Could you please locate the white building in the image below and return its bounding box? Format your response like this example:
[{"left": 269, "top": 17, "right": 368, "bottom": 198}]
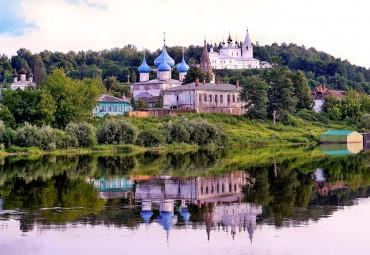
[
  {"left": 10, "top": 68, "right": 36, "bottom": 90},
  {"left": 208, "top": 30, "right": 271, "bottom": 70}
]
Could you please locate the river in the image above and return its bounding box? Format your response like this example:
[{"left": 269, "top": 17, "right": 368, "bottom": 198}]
[{"left": 0, "top": 145, "right": 369, "bottom": 254}]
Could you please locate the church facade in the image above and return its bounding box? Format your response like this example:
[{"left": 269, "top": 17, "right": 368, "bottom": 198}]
[{"left": 208, "top": 30, "right": 271, "bottom": 70}]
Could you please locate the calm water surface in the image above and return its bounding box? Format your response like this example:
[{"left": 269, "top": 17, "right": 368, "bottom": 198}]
[{"left": 0, "top": 146, "right": 369, "bottom": 255}]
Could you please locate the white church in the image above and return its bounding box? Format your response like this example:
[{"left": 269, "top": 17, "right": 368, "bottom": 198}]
[{"left": 208, "top": 30, "right": 271, "bottom": 70}]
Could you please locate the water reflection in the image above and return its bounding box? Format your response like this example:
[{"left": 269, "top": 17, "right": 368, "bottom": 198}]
[{"left": 0, "top": 147, "right": 369, "bottom": 254}]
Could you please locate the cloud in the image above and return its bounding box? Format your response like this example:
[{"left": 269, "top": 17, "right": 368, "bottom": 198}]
[{"left": 0, "top": 0, "right": 37, "bottom": 36}]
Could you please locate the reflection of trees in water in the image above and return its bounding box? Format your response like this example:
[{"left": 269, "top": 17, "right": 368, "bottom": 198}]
[
  {"left": 1, "top": 172, "right": 105, "bottom": 232},
  {"left": 243, "top": 153, "right": 370, "bottom": 228}
]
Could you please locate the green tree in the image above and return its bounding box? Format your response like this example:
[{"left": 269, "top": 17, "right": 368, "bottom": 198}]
[
  {"left": 182, "top": 66, "right": 210, "bottom": 84},
  {"left": 290, "top": 70, "right": 313, "bottom": 110},
  {"left": 240, "top": 75, "right": 269, "bottom": 119},
  {"left": 42, "top": 68, "right": 104, "bottom": 128}
]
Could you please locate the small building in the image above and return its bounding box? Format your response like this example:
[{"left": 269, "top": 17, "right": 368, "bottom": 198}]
[
  {"left": 93, "top": 94, "right": 133, "bottom": 117},
  {"left": 311, "top": 84, "right": 347, "bottom": 112},
  {"left": 320, "top": 130, "right": 363, "bottom": 144},
  {"left": 162, "top": 79, "right": 246, "bottom": 115},
  {"left": 320, "top": 143, "right": 363, "bottom": 155}
]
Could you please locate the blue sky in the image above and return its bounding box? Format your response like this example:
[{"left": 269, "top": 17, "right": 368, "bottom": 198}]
[
  {"left": 0, "top": 0, "right": 37, "bottom": 36},
  {"left": 1, "top": 0, "right": 370, "bottom": 68}
]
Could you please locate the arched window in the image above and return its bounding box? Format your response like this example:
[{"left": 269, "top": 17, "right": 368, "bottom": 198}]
[
  {"left": 232, "top": 95, "right": 235, "bottom": 103},
  {"left": 209, "top": 95, "right": 212, "bottom": 102},
  {"left": 199, "top": 94, "right": 202, "bottom": 103},
  {"left": 109, "top": 106, "right": 112, "bottom": 111},
  {"left": 215, "top": 95, "right": 218, "bottom": 103}
]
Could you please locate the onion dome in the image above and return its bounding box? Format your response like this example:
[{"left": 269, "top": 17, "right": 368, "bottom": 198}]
[
  {"left": 29, "top": 72, "right": 34, "bottom": 77},
  {"left": 157, "top": 53, "right": 171, "bottom": 72},
  {"left": 19, "top": 68, "right": 27, "bottom": 74},
  {"left": 13, "top": 72, "right": 18, "bottom": 77},
  {"left": 140, "top": 210, "right": 153, "bottom": 224},
  {"left": 177, "top": 55, "right": 189, "bottom": 73},
  {"left": 138, "top": 55, "right": 151, "bottom": 73},
  {"left": 154, "top": 43, "right": 175, "bottom": 67}
]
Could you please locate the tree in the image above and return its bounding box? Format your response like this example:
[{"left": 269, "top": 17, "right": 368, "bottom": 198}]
[
  {"left": 42, "top": 68, "right": 104, "bottom": 128},
  {"left": 263, "top": 66, "right": 298, "bottom": 118},
  {"left": 182, "top": 66, "right": 210, "bottom": 84},
  {"left": 240, "top": 75, "right": 269, "bottom": 119},
  {"left": 289, "top": 70, "right": 313, "bottom": 110}
]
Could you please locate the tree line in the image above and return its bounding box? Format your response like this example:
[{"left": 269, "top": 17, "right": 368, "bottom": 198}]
[{"left": 2, "top": 42, "right": 370, "bottom": 93}]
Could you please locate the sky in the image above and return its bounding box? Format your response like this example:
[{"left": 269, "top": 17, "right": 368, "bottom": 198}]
[{"left": 1, "top": 0, "right": 370, "bottom": 68}]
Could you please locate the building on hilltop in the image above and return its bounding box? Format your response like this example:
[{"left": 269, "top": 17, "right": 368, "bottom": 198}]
[
  {"left": 208, "top": 29, "right": 271, "bottom": 70},
  {"left": 162, "top": 78, "right": 246, "bottom": 115},
  {"left": 311, "top": 84, "right": 347, "bottom": 112},
  {"left": 10, "top": 68, "right": 36, "bottom": 90},
  {"left": 131, "top": 38, "right": 189, "bottom": 103},
  {"left": 93, "top": 94, "right": 133, "bottom": 117}
]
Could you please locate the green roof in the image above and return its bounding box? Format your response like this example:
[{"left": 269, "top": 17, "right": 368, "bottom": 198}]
[
  {"left": 321, "top": 130, "right": 359, "bottom": 136},
  {"left": 322, "top": 150, "right": 354, "bottom": 156}
]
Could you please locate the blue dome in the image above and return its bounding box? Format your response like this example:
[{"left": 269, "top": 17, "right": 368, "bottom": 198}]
[
  {"left": 177, "top": 55, "right": 189, "bottom": 73},
  {"left": 157, "top": 211, "right": 176, "bottom": 232},
  {"left": 141, "top": 210, "right": 153, "bottom": 224},
  {"left": 154, "top": 44, "right": 175, "bottom": 67},
  {"left": 138, "top": 56, "right": 151, "bottom": 73},
  {"left": 157, "top": 53, "right": 171, "bottom": 72},
  {"left": 180, "top": 209, "right": 190, "bottom": 224}
]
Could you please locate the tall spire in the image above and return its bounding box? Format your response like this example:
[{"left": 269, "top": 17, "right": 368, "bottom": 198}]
[{"left": 200, "top": 39, "right": 213, "bottom": 74}]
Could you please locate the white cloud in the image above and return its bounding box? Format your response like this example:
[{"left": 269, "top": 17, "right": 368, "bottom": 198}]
[{"left": 0, "top": 0, "right": 370, "bottom": 67}]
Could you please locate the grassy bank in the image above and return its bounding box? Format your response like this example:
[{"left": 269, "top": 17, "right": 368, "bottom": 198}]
[{"left": 0, "top": 112, "right": 352, "bottom": 156}]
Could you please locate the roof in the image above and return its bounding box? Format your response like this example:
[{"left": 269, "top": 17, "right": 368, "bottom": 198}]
[
  {"left": 138, "top": 56, "right": 151, "bottom": 73},
  {"left": 164, "top": 82, "right": 242, "bottom": 92},
  {"left": 177, "top": 55, "right": 189, "bottom": 73},
  {"left": 97, "top": 94, "right": 126, "bottom": 103},
  {"left": 142, "top": 96, "right": 160, "bottom": 103},
  {"left": 19, "top": 68, "right": 27, "bottom": 74},
  {"left": 154, "top": 43, "right": 175, "bottom": 67},
  {"left": 321, "top": 130, "right": 359, "bottom": 136}
]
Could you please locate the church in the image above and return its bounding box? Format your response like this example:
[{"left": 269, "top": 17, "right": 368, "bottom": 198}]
[
  {"left": 130, "top": 39, "right": 188, "bottom": 101},
  {"left": 208, "top": 30, "right": 271, "bottom": 70}
]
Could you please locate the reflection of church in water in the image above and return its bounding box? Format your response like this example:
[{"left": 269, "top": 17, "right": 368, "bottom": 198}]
[{"left": 89, "top": 171, "right": 262, "bottom": 241}]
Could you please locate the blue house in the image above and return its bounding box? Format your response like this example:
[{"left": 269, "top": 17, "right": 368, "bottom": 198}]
[{"left": 93, "top": 94, "right": 133, "bottom": 117}]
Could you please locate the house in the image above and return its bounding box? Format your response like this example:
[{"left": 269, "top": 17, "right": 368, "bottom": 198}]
[
  {"left": 162, "top": 78, "right": 246, "bottom": 115},
  {"left": 93, "top": 94, "right": 133, "bottom": 117},
  {"left": 311, "top": 84, "right": 347, "bottom": 112},
  {"left": 320, "top": 130, "right": 363, "bottom": 144}
]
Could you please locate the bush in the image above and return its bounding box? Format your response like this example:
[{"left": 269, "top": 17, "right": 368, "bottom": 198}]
[
  {"left": 97, "top": 119, "right": 138, "bottom": 145},
  {"left": 16, "top": 123, "right": 77, "bottom": 150},
  {"left": 136, "top": 129, "right": 167, "bottom": 147},
  {"left": 282, "top": 114, "right": 304, "bottom": 127},
  {"left": 0, "top": 120, "right": 16, "bottom": 147},
  {"left": 66, "top": 122, "right": 97, "bottom": 147},
  {"left": 359, "top": 114, "right": 370, "bottom": 131}
]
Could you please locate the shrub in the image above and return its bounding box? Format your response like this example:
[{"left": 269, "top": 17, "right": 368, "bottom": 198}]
[
  {"left": 97, "top": 119, "right": 138, "bottom": 144},
  {"left": 282, "top": 114, "right": 304, "bottom": 127},
  {"left": 66, "top": 122, "right": 97, "bottom": 147},
  {"left": 16, "top": 123, "right": 77, "bottom": 150},
  {"left": 359, "top": 114, "right": 370, "bottom": 131},
  {"left": 136, "top": 128, "right": 167, "bottom": 147},
  {"left": 0, "top": 120, "right": 16, "bottom": 147}
]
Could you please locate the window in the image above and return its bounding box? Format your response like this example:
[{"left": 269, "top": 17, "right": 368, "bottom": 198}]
[
  {"left": 109, "top": 106, "right": 112, "bottom": 111},
  {"left": 201, "top": 186, "right": 203, "bottom": 194},
  {"left": 114, "top": 106, "right": 117, "bottom": 111},
  {"left": 215, "top": 95, "right": 218, "bottom": 103},
  {"left": 227, "top": 95, "right": 231, "bottom": 103},
  {"left": 232, "top": 95, "right": 235, "bottom": 103},
  {"left": 199, "top": 94, "right": 202, "bottom": 103},
  {"left": 206, "top": 187, "right": 209, "bottom": 194},
  {"left": 119, "top": 106, "right": 123, "bottom": 112},
  {"left": 234, "top": 184, "right": 237, "bottom": 192},
  {"left": 229, "top": 184, "right": 232, "bottom": 192},
  {"left": 220, "top": 95, "right": 223, "bottom": 103},
  {"left": 209, "top": 95, "right": 212, "bottom": 102},
  {"left": 102, "top": 106, "right": 106, "bottom": 112},
  {"left": 204, "top": 94, "right": 207, "bottom": 102},
  {"left": 222, "top": 184, "right": 225, "bottom": 192}
]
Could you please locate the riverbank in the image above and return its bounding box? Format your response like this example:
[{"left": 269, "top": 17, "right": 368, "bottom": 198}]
[{"left": 0, "top": 112, "right": 352, "bottom": 156}]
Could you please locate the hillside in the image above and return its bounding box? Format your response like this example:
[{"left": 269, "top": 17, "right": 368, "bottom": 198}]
[{"left": 1, "top": 43, "right": 369, "bottom": 93}]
